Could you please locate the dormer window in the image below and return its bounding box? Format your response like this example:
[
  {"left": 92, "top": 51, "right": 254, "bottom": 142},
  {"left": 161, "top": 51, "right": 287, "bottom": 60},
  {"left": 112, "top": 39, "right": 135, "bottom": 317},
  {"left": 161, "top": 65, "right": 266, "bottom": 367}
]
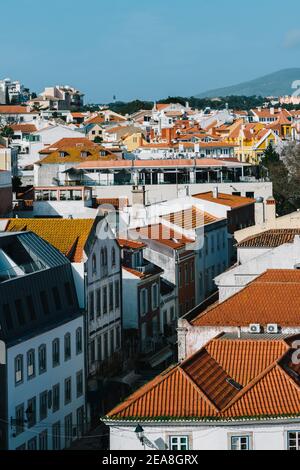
[
  {"left": 81, "top": 151, "right": 88, "bottom": 158},
  {"left": 60, "top": 151, "right": 66, "bottom": 158}
]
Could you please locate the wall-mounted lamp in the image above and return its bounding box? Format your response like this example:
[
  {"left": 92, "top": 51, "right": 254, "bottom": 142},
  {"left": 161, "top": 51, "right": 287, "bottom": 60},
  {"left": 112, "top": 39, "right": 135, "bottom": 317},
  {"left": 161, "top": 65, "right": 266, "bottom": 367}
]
[{"left": 135, "top": 424, "right": 145, "bottom": 446}]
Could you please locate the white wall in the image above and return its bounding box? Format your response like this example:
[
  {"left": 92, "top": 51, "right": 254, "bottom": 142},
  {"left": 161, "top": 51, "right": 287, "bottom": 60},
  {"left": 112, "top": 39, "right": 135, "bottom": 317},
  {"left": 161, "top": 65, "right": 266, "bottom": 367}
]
[
  {"left": 7, "top": 315, "right": 85, "bottom": 450},
  {"left": 108, "top": 421, "right": 300, "bottom": 450}
]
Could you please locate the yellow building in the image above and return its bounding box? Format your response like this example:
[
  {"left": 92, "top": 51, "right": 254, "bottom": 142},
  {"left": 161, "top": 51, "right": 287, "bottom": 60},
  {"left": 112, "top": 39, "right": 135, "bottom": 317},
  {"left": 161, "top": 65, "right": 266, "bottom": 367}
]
[{"left": 122, "top": 132, "right": 148, "bottom": 152}]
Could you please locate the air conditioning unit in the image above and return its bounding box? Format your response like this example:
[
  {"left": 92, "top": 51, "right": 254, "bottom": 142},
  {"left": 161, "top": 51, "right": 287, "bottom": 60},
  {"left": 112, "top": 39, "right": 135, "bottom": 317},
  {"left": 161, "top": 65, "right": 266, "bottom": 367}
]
[
  {"left": 249, "top": 324, "right": 261, "bottom": 334},
  {"left": 267, "top": 324, "right": 279, "bottom": 334}
]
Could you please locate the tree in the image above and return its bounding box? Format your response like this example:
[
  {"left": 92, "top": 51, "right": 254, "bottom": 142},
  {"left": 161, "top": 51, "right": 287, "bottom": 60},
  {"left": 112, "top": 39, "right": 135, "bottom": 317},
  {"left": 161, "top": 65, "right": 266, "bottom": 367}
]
[
  {"left": 93, "top": 136, "right": 103, "bottom": 144},
  {"left": 0, "top": 126, "right": 14, "bottom": 139},
  {"left": 261, "top": 142, "right": 300, "bottom": 215}
]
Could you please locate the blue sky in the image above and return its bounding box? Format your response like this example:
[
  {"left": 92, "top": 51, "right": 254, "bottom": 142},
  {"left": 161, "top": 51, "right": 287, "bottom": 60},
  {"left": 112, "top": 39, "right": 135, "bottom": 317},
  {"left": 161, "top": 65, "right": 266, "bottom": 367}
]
[{"left": 1, "top": 0, "right": 300, "bottom": 102}]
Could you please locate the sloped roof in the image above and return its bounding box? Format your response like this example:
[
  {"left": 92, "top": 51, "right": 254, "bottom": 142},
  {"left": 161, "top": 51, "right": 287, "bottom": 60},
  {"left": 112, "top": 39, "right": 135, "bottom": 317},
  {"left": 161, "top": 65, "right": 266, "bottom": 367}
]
[
  {"left": 192, "top": 270, "right": 300, "bottom": 327},
  {"left": 4, "top": 218, "right": 95, "bottom": 262},
  {"left": 106, "top": 334, "right": 300, "bottom": 421},
  {"left": 162, "top": 207, "right": 218, "bottom": 230},
  {"left": 238, "top": 229, "right": 300, "bottom": 248},
  {"left": 194, "top": 191, "right": 255, "bottom": 209}
]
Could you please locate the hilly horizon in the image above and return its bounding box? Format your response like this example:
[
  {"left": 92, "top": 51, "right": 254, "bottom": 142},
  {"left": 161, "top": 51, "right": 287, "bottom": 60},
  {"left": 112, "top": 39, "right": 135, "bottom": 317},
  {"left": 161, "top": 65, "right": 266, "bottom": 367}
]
[{"left": 196, "top": 68, "right": 300, "bottom": 98}]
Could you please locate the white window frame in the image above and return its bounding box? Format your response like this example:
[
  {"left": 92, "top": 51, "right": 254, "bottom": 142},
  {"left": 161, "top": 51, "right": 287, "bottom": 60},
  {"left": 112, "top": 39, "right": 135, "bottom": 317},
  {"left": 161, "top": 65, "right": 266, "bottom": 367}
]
[
  {"left": 169, "top": 435, "right": 189, "bottom": 451},
  {"left": 230, "top": 434, "right": 252, "bottom": 451},
  {"left": 287, "top": 431, "right": 300, "bottom": 451}
]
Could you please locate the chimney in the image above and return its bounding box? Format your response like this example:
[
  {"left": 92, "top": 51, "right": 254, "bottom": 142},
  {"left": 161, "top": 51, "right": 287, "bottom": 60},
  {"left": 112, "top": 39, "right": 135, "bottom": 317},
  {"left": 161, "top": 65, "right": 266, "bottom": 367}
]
[
  {"left": 270, "top": 107, "right": 275, "bottom": 115},
  {"left": 213, "top": 187, "right": 219, "bottom": 199},
  {"left": 132, "top": 185, "right": 146, "bottom": 206}
]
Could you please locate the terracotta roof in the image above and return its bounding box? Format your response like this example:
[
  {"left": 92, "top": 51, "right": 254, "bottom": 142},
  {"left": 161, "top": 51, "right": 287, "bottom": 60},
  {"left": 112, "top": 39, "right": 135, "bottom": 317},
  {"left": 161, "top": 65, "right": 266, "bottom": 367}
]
[
  {"left": 194, "top": 191, "right": 255, "bottom": 208},
  {"left": 5, "top": 218, "right": 95, "bottom": 262},
  {"left": 118, "top": 238, "right": 146, "bottom": 250},
  {"left": 39, "top": 138, "right": 101, "bottom": 154},
  {"left": 192, "top": 270, "right": 300, "bottom": 327},
  {"left": 135, "top": 224, "right": 194, "bottom": 250},
  {"left": 11, "top": 124, "right": 37, "bottom": 133},
  {"left": 106, "top": 334, "right": 300, "bottom": 421},
  {"left": 162, "top": 207, "right": 218, "bottom": 230},
  {"left": 238, "top": 229, "right": 300, "bottom": 248},
  {"left": 38, "top": 146, "right": 117, "bottom": 164},
  {"left": 0, "top": 105, "right": 30, "bottom": 114},
  {"left": 123, "top": 264, "right": 163, "bottom": 280}
]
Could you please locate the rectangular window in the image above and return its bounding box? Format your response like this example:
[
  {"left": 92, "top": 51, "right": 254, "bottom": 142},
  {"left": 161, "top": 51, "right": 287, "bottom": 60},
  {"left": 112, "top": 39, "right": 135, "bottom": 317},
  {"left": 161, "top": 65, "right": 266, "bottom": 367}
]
[
  {"left": 52, "top": 287, "right": 62, "bottom": 310},
  {"left": 287, "top": 431, "right": 300, "bottom": 451},
  {"left": 40, "top": 291, "right": 50, "bottom": 316},
  {"left": 39, "top": 430, "right": 48, "bottom": 450},
  {"left": 115, "top": 280, "right": 120, "bottom": 309},
  {"left": 27, "top": 437, "right": 37, "bottom": 450},
  {"left": 140, "top": 288, "right": 148, "bottom": 316},
  {"left": 76, "top": 370, "right": 83, "bottom": 398},
  {"left": 64, "top": 334, "right": 71, "bottom": 361},
  {"left": 65, "top": 414, "right": 73, "bottom": 448},
  {"left": 52, "top": 339, "right": 60, "bottom": 367},
  {"left": 109, "top": 283, "right": 114, "bottom": 311},
  {"left": 96, "top": 289, "right": 101, "bottom": 317},
  {"left": 170, "top": 436, "right": 189, "bottom": 451},
  {"left": 39, "top": 345, "right": 47, "bottom": 374},
  {"left": 90, "top": 340, "right": 95, "bottom": 364},
  {"left": 152, "top": 283, "right": 159, "bottom": 310},
  {"left": 89, "top": 291, "right": 94, "bottom": 321},
  {"left": 103, "top": 332, "right": 108, "bottom": 360},
  {"left": 53, "top": 384, "right": 60, "bottom": 413},
  {"left": 52, "top": 422, "right": 61, "bottom": 450},
  {"left": 15, "top": 299, "right": 26, "bottom": 325},
  {"left": 116, "top": 327, "right": 121, "bottom": 350},
  {"left": 39, "top": 392, "right": 48, "bottom": 422},
  {"left": 27, "top": 349, "right": 35, "bottom": 379},
  {"left": 97, "top": 336, "right": 102, "bottom": 362},
  {"left": 64, "top": 377, "right": 72, "bottom": 405},
  {"left": 27, "top": 397, "right": 36, "bottom": 428},
  {"left": 77, "top": 407, "right": 84, "bottom": 438},
  {"left": 103, "top": 286, "right": 107, "bottom": 314},
  {"left": 15, "top": 355, "right": 23, "bottom": 384},
  {"left": 110, "top": 329, "right": 114, "bottom": 356},
  {"left": 76, "top": 328, "right": 83, "bottom": 355},
  {"left": 15, "top": 404, "right": 24, "bottom": 435},
  {"left": 230, "top": 435, "right": 251, "bottom": 451}
]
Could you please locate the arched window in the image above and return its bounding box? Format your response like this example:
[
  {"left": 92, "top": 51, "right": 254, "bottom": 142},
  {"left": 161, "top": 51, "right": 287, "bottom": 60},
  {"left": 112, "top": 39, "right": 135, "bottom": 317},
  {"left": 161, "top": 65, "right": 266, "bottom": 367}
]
[
  {"left": 100, "top": 248, "right": 105, "bottom": 266},
  {"left": 104, "top": 248, "right": 108, "bottom": 267},
  {"left": 64, "top": 333, "right": 71, "bottom": 361},
  {"left": 52, "top": 338, "right": 60, "bottom": 367},
  {"left": 76, "top": 327, "right": 83, "bottom": 355},
  {"left": 38, "top": 345, "right": 47, "bottom": 374},
  {"left": 27, "top": 349, "right": 35, "bottom": 379},
  {"left": 15, "top": 355, "right": 23, "bottom": 384}
]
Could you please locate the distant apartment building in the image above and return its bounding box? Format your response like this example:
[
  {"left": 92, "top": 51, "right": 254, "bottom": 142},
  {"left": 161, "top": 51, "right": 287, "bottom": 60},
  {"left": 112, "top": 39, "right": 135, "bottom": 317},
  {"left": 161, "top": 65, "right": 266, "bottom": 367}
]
[
  {"left": 0, "top": 231, "right": 85, "bottom": 450},
  {"left": 29, "top": 86, "right": 84, "bottom": 111}
]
